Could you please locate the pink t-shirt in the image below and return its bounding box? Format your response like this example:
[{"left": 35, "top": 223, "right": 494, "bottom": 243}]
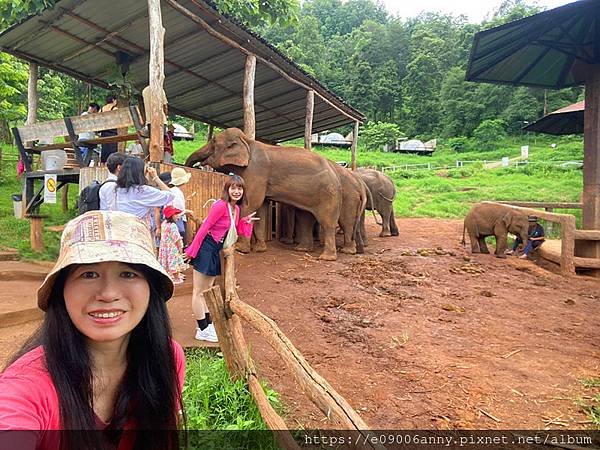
[
  {"left": 185, "top": 200, "right": 253, "bottom": 259},
  {"left": 0, "top": 340, "right": 185, "bottom": 449}
]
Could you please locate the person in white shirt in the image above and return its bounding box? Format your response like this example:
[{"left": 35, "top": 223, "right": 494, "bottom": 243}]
[
  {"left": 99, "top": 152, "right": 126, "bottom": 211},
  {"left": 168, "top": 167, "right": 192, "bottom": 242}
]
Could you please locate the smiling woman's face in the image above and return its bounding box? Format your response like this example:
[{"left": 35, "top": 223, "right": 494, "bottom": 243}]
[{"left": 63, "top": 262, "right": 150, "bottom": 344}]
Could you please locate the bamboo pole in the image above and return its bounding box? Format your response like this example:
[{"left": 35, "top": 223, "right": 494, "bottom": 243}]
[
  {"left": 147, "top": 0, "right": 165, "bottom": 162},
  {"left": 304, "top": 90, "right": 314, "bottom": 150},
  {"left": 243, "top": 55, "right": 256, "bottom": 140},
  {"left": 351, "top": 121, "right": 359, "bottom": 171}
]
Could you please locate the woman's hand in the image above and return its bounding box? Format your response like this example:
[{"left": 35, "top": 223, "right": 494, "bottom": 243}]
[
  {"left": 146, "top": 166, "right": 158, "bottom": 179},
  {"left": 243, "top": 212, "right": 260, "bottom": 223}
]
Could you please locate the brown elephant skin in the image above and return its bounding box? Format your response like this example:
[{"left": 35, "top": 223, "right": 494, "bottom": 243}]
[
  {"left": 463, "top": 202, "right": 529, "bottom": 258},
  {"left": 357, "top": 168, "right": 398, "bottom": 239},
  {"left": 185, "top": 128, "right": 342, "bottom": 260}
]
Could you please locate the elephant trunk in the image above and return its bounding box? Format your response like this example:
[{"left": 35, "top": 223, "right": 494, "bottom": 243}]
[{"left": 185, "top": 142, "right": 213, "bottom": 167}]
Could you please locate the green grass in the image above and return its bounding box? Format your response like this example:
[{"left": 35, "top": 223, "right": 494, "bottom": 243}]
[
  {"left": 183, "top": 348, "right": 280, "bottom": 447},
  {"left": 578, "top": 377, "right": 600, "bottom": 429}
]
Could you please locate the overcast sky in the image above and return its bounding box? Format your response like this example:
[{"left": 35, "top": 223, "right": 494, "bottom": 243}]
[{"left": 380, "top": 0, "right": 574, "bottom": 23}]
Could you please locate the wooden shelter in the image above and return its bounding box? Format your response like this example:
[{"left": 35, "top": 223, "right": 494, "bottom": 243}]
[{"left": 0, "top": 0, "right": 365, "bottom": 219}]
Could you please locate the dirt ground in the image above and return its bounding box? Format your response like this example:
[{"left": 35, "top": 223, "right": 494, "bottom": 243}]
[{"left": 1, "top": 217, "right": 599, "bottom": 430}]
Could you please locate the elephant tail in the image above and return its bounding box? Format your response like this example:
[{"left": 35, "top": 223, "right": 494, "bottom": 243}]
[
  {"left": 364, "top": 184, "right": 382, "bottom": 226},
  {"left": 378, "top": 191, "right": 395, "bottom": 203},
  {"left": 461, "top": 222, "right": 466, "bottom": 246}
]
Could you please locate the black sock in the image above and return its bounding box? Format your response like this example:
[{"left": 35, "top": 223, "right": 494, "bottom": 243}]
[
  {"left": 205, "top": 313, "right": 212, "bottom": 324},
  {"left": 197, "top": 318, "right": 209, "bottom": 330}
]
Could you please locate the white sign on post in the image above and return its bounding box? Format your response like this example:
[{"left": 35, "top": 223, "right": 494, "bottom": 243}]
[
  {"left": 521, "top": 145, "right": 529, "bottom": 159},
  {"left": 44, "top": 174, "right": 57, "bottom": 204},
  {"left": 502, "top": 157, "right": 510, "bottom": 167}
]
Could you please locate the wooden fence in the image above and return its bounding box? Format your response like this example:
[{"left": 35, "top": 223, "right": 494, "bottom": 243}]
[{"left": 202, "top": 247, "right": 381, "bottom": 450}]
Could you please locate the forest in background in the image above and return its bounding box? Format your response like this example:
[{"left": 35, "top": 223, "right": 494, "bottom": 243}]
[{"left": 0, "top": 0, "right": 584, "bottom": 145}]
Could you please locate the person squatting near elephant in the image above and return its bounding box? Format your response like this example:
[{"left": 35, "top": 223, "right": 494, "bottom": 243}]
[
  {"left": 0, "top": 210, "right": 185, "bottom": 450},
  {"left": 184, "top": 174, "right": 258, "bottom": 343},
  {"left": 159, "top": 205, "right": 189, "bottom": 285},
  {"left": 463, "top": 202, "right": 530, "bottom": 258},
  {"left": 507, "top": 216, "right": 545, "bottom": 259}
]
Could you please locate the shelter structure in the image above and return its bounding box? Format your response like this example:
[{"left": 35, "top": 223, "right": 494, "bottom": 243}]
[
  {"left": 466, "top": 0, "right": 600, "bottom": 276},
  {"left": 0, "top": 0, "right": 365, "bottom": 220},
  {"left": 525, "top": 101, "right": 584, "bottom": 135}
]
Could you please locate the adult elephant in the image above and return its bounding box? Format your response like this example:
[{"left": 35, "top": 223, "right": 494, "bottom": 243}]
[
  {"left": 462, "top": 202, "right": 529, "bottom": 258},
  {"left": 185, "top": 128, "right": 342, "bottom": 260},
  {"left": 356, "top": 168, "right": 398, "bottom": 239}
]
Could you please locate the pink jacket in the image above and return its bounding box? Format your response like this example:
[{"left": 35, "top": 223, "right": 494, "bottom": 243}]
[{"left": 185, "top": 200, "right": 253, "bottom": 258}]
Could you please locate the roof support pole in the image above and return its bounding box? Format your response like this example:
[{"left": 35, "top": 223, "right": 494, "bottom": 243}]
[
  {"left": 207, "top": 124, "right": 214, "bottom": 141},
  {"left": 243, "top": 54, "right": 256, "bottom": 140},
  {"left": 26, "top": 63, "right": 39, "bottom": 149},
  {"left": 581, "top": 67, "right": 600, "bottom": 275},
  {"left": 147, "top": 0, "right": 165, "bottom": 162},
  {"left": 304, "top": 90, "right": 314, "bottom": 150},
  {"left": 350, "top": 121, "right": 359, "bottom": 171}
]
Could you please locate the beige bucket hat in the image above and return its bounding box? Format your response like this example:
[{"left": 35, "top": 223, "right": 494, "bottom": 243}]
[
  {"left": 170, "top": 167, "right": 191, "bottom": 186},
  {"left": 37, "top": 210, "right": 174, "bottom": 311}
]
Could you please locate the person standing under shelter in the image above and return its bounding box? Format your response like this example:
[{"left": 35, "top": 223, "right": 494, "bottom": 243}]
[
  {"left": 99, "top": 152, "right": 126, "bottom": 211},
  {"left": 78, "top": 102, "right": 100, "bottom": 162},
  {"left": 142, "top": 85, "right": 170, "bottom": 161},
  {"left": 168, "top": 167, "right": 192, "bottom": 243},
  {"left": 99, "top": 95, "right": 119, "bottom": 163}
]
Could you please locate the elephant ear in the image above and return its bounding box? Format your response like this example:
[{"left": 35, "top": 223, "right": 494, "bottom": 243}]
[
  {"left": 217, "top": 133, "right": 251, "bottom": 167},
  {"left": 502, "top": 212, "right": 512, "bottom": 228}
]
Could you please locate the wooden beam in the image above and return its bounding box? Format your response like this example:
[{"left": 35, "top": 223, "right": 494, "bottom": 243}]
[
  {"left": 243, "top": 54, "right": 256, "bottom": 140},
  {"left": 26, "top": 63, "right": 38, "bottom": 127},
  {"left": 304, "top": 90, "right": 314, "bottom": 150},
  {"left": 351, "top": 121, "right": 359, "bottom": 170},
  {"left": 207, "top": 124, "right": 214, "bottom": 140},
  {"left": 164, "top": 0, "right": 362, "bottom": 124},
  {"left": 147, "top": 0, "right": 166, "bottom": 162},
  {"left": 574, "top": 229, "right": 600, "bottom": 240},
  {"left": 582, "top": 67, "right": 600, "bottom": 272}
]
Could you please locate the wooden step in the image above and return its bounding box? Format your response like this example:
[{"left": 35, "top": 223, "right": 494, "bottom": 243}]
[{"left": 0, "top": 249, "right": 19, "bottom": 261}]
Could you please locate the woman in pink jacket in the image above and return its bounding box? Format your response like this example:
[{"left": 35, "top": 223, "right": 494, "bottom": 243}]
[{"left": 185, "top": 174, "right": 257, "bottom": 342}]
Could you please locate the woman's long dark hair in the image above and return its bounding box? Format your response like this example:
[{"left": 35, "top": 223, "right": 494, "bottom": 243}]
[
  {"left": 9, "top": 264, "right": 185, "bottom": 450},
  {"left": 116, "top": 157, "right": 147, "bottom": 192}
]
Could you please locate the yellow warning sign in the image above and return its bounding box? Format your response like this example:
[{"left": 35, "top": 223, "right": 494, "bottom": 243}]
[
  {"left": 46, "top": 178, "right": 56, "bottom": 193},
  {"left": 44, "top": 174, "right": 57, "bottom": 204}
]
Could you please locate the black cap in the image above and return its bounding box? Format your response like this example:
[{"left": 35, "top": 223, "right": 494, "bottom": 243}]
[{"left": 528, "top": 216, "right": 538, "bottom": 222}]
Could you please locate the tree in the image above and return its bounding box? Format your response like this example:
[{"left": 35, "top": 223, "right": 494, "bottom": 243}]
[
  {"left": 0, "top": 53, "right": 28, "bottom": 143},
  {"left": 473, "top": 119, "right": 507, "bottom": 150}
]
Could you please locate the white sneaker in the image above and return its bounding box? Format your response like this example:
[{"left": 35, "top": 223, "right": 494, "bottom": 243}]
[
  {"left": 194, "top": 326, "right": 218, "bottom": 343},
  {"left": 205, "top": 323, "right": 218, "bottom": 341}
]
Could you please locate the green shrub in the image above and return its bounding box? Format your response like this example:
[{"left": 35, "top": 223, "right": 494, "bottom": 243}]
[
  {"left": 361, "top": 121, "right": 404, "bottom": 151},
  {"left": 473, "top": 119, "right": 507, "bottom": 150},
  {"left": 446, "top": 136, "right": 469, "bottom": 152}
]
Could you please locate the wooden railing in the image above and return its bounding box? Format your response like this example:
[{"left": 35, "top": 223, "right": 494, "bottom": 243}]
[
  {"left": 202, "top": 247, "right": 380, "bottom": 450},
  {"left": 496, "top": 201, "right": 582, "bottom": 235}
]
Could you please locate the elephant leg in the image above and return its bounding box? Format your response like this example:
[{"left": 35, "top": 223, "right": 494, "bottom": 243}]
[
  {"left": 494, "top": 231, "right": 508, "bottom": 258},
  {"left": 338, "top": 206, "right": 357, "bottom": 255},
  {"left": 312, "top": 209, "right": 337, "bottom": 261},
  {"left": 252, "top": 202, "right": 269, "bottom": 252},
  {"left": 279, "top": 204, "right": 295, "bottom": 245},
  {"left": 389, "top": 206, "right": 399, "bottom": 236},
  {"left": 478, "top": 236, "right": 489, "bottom": 254},
  {"left": 468, "top": 229, "right": 481, "bottom": 253},
  {"left": 360, "top": 211, "right": 368, "bottom": 247},
  {"left": 379, "top": 205, "right": 392, "bottom": 237},
  {"left": 236, "top": 236, "right": 251, "bottom": 253},
  {"left": 293, "top": 210, "right": 315, "bottom": 252}
]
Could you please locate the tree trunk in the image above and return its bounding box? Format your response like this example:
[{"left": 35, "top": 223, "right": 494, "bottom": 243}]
[
  {"left": 27, "top": 63, "right": 38, "bottom": 126},
  {"left": 148, "top": 0, "right": 166, "bottom": 162}
]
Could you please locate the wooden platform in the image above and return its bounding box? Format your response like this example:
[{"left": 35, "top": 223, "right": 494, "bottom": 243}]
[{"left": 538, "top": 239, "right": 600, "bottom": 270}]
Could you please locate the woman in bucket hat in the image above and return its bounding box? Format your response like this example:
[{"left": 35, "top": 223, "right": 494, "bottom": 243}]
[
  {"left": 185, "top": 174, "right": 258, "bottom": 343},
  {"left": 0, "top": 211, "right": 185, "bottom": 450}
]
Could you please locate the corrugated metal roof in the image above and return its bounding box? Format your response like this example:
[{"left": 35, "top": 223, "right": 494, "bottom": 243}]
[{"left": 0, "top": 0, "right": 365, "bottom": 142}]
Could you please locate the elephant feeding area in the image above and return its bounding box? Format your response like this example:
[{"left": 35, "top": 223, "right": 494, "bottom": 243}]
[{"left": 1, "top": 217, "right": 599, "bottom": 429}]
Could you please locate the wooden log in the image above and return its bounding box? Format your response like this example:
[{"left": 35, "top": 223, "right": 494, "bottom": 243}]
[
  {"left": 304, "top": 90, "right": 314, "bottom": 150},
  {"left": 574, "top": 229, "right": 600, "bottom": 240},
  {"left": 147, "top": 0, "right": 166, "bottom": 162},
  {"left": 61, "top": 184, "right": 69, "bottom": 213},
  {"left": 573, "top": 256, "right": 600, "bottom": 269},
  {"left": 560, "top": 216, "right": 576, "bottom": 276},
  {"left": 496, "top": 201, "right": 582, "bottom": 209},
  {"left": 243, "top": 54, "right": 256, "bottom": 140},
  {"left": 351, "top": 121, "right": 359, "bottom": 171},
  {"left": 229, "top": 298, "right": 374, "bottom": 432},
  {"left": 29, "top": 215, "right": 44, "bottom": 252}
]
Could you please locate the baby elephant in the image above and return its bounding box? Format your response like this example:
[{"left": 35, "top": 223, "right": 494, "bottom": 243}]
[{"left": 463, "top": 203, "right": 529, "bottom": 258}]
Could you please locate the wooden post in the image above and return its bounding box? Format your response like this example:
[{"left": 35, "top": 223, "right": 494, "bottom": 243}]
[
  {"left": 582, "top": 68, "right": 600, "bottom": 274},
  {"left": 351, "top": 121, "right": 359, "bottom": 171},
  {"left": 304, "top": 90, "right": 314, "bottom": 150},
  {"left": 243, "top": 54, "right": 256, "bottom": 140},
  {"left": 25, "top": 63, "right": 38, "bottom": 148},
  {"left": 29, "top": 215, "right": 44, "bottom": 252},
  {"left": 147, "top": 0, "right": 166, "bottom": 162},
  {"left": 61, "top": 185, "right": 69, "bottom": 213},
  {"left": 207, "top": 123, "right": 214, "bottom": 140},
  {"left": 560, "top": 216, "right": 576, "bottom": 276}
]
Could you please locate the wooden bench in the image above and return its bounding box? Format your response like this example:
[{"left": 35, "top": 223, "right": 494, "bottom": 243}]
[{"left": 12, "top": 106, "right": 148, "bottom": 172}]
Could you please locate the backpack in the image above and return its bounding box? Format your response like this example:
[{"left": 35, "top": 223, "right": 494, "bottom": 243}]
[{"left": 78, "top": 180, "right": 115, "bottom": 214}]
